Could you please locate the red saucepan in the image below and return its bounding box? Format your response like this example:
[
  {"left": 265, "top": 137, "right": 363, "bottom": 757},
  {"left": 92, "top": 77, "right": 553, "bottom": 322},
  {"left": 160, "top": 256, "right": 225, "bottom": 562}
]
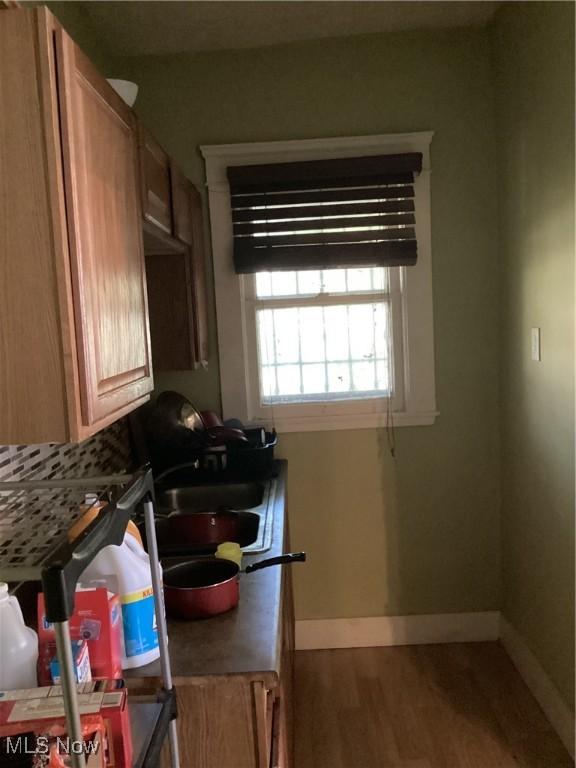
[{"left": 163, "top": 552, "right": 306, "bottom": 620}]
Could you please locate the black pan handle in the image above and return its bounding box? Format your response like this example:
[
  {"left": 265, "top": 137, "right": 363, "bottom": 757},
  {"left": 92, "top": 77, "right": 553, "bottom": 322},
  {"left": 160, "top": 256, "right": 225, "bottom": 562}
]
[{"left": 244, "top": 551, "right": 306, "bottom": 574}]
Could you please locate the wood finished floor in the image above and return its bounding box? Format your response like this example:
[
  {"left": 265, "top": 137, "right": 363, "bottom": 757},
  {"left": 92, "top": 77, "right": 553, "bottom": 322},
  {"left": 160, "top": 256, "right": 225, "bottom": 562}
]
[{"left": 294, "top": 643, "right": 574, "bottom": 768}]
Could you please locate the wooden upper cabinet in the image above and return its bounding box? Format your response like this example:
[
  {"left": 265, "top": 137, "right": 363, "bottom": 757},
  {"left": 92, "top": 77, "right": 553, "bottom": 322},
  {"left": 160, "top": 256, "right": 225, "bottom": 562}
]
[
  {"left": 139, "top": 126, "right": 173, "bottom": 235},
  {"left": 56, "top": 30, "right": 153, "bottom": 427},
  {"left": 0, "top": 8, "right": 153, "bottom": 443}
]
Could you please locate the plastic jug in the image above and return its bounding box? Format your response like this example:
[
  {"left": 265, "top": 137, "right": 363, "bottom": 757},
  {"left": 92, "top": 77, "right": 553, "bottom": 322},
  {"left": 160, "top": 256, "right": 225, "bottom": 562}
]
[
  {"left": 0, "top": 583, "right": 38, "bottom": 689},
  {"left": 80, "top": 533, "right": 160, "bottom": 669}
]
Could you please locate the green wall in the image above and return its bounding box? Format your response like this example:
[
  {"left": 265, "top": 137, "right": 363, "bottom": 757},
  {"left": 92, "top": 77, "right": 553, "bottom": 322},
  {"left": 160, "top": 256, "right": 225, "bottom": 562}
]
[
  {"left": 109, "top": 28, "right": 502, "bottom": 621},
  {"left": 493, "top": 1, "right": 575, "bottom": 710},
  {"left": 47, "top": 5, "right": 505, "bottom": 620},
  {"left": 48, "top": 0, "right": 574, "bottom": 710}
]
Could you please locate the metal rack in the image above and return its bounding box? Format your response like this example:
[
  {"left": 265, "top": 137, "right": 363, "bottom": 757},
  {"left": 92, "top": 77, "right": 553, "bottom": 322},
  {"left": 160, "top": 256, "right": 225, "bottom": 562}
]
[{"left": 0, "top": 468, "right": 180, "bottom": 768}]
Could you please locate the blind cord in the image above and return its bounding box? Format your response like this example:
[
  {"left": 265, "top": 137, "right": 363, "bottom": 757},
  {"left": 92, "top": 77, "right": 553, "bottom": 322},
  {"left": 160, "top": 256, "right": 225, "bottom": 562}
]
[
  {"left": 385, "top": 294, "right": 396, "bottom": 460},
  {"left": 386, "top": 386, "right": 396, "bottom": 459}
]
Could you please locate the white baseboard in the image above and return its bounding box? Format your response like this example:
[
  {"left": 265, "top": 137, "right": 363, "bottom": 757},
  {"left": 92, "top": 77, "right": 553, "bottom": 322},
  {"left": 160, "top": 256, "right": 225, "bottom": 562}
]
[
  {"left": 500, "top": 617, "right": 575, "bottom": 758},
  {"left": 295, "top": 611, "right": 500, "bottom": 651}
]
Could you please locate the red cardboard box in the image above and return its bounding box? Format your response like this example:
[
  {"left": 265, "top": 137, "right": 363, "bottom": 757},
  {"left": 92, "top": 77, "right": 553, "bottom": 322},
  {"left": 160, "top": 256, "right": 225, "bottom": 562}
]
[
  {"left": 0, "top": 682, "right": 132, "bottom": 768},
  {"left": 94, "top": 680, "right": 133, "bottom": 768},
  {"left": 38, "top": 588, "right": 122, "bottom": 682},
  {"left": 0, "top": 708, "right": 105, "bottom": 768}
]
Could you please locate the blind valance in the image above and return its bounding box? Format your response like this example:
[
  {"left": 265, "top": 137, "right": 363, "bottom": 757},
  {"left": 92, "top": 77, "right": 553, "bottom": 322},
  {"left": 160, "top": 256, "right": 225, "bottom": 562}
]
[{"left": 227, "top": 152, "right": 422, "bottom": 274}]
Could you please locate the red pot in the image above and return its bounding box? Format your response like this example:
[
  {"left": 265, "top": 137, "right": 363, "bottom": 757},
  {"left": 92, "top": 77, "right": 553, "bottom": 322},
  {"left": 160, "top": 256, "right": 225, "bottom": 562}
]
[{"left": 163, "top": 552, "right": 306, "bottom": 620}]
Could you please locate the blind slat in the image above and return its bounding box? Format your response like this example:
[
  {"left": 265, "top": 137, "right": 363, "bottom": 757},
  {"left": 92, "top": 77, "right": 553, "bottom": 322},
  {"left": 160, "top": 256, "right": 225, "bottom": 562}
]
[
  {"left": 232, "top": 199, "right": 415, "bottom": 223},
  {"left": 234, "top": 213, "right": 415, "bottom": 236},
  {"left": 231, "top": 185, "right": 415, "bottom": 208},
  {"left": 234, "top": 240, "right": 417, "bottom": 273},
  {"left": 242, "top": 227, "right": 415, "bottom": 248}
]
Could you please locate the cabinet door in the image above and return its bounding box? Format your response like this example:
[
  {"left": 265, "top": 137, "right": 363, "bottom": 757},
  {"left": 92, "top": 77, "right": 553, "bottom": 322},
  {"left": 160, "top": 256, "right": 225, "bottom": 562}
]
[
  {"left": 55, "top": 29, "right": 153, "bottom": 427},
  {"left": 169, "top": 168, "right": 210, "bottom": 368},
  {"left": 140, "top": 126, "right": 173, "bottom": 234}
]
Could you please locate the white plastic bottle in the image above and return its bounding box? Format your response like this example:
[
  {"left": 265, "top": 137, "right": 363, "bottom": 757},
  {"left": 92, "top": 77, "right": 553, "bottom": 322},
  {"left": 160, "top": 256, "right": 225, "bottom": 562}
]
[
  {"left": 0, "top": 583, "right": 38, "bottom": 689},
  {"left": 80, "top": 533, "right": 160, "bottom": 669}
]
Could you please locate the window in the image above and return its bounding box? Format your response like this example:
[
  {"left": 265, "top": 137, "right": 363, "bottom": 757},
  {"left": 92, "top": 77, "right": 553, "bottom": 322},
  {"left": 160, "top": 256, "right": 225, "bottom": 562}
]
[
  {"left": 243, "top": 263, "right": 405, "bottom": 425},
  {"left": 254, "top": 267, "right": 395, "bottom": 405},
  {"left": 201, "top": 132, "right": 437, "bottom": 432}
]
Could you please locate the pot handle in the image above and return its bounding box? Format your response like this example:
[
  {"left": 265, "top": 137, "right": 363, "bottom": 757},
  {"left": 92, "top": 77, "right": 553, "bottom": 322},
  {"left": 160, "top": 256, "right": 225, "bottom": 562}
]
[{"left": 244, "top": 551, "right": 306, "bottom": 574}]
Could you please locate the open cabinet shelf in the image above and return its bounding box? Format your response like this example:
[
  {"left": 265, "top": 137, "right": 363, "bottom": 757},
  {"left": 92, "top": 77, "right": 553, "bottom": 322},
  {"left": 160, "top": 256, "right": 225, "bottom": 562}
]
[{"left": 131, "top": 688, "right": 177, "bottom": 768}]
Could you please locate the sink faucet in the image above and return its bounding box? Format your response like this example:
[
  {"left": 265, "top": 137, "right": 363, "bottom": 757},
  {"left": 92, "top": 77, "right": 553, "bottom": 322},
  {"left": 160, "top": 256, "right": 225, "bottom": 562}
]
[{"left": 155, "top": 460, "right": 200, "bottom": 485}]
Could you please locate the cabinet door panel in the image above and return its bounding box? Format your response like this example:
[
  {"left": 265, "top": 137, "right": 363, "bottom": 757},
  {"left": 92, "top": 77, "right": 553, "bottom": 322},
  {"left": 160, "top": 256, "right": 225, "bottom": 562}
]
[
  {"left": 55, "top": 29, "right": 153, "bottom": 426},
  {"left": 140, "top": 127, "right": 173, "bottom": 234},
  {"left": 170, "top": 163, "right": 193, "bottom": 245},
  {"left": 145, "top": 252, "right": 196, "bottom": 370},
  {"left": 156, "top": 168, "right": 209, "bottom": 370}
]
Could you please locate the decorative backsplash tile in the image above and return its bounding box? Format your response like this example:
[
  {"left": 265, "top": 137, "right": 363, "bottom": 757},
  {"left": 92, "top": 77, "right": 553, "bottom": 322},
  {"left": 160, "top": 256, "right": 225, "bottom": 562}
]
[{"left": 0, "top": 419, "right": 132, "bottom": 482}]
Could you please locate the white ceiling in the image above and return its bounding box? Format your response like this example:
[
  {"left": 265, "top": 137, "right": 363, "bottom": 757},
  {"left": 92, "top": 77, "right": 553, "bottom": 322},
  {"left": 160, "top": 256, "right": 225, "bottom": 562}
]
[{"left": 76, "top": 1, "right": 502, "bottom": 57}]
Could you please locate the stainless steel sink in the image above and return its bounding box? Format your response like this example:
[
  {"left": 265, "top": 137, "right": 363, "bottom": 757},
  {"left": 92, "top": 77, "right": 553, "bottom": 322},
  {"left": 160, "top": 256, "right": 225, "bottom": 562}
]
[
  {"left": 154, "top": 478, "right": 276, "bottom": 553},
  {"left": 157, "top": 482, "right": 265, "bottom": 512}
]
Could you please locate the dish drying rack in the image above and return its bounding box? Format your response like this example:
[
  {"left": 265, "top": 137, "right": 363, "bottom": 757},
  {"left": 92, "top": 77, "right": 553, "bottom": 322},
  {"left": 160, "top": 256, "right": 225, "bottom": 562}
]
[{"left": 0, "top": 468, "right": 180, "bottom": 768}]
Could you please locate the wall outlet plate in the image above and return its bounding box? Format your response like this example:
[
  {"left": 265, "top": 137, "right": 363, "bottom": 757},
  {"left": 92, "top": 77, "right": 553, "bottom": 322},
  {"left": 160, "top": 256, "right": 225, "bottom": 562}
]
[{"left": 531, "top": 327, "right": 541, "bottom": 361}]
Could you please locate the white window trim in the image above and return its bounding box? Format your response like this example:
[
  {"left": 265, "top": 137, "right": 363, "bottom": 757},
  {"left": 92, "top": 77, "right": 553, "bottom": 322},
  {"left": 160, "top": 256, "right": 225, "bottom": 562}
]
[{"left": 201, "top": 132, "right": 438, "bottom": 433}]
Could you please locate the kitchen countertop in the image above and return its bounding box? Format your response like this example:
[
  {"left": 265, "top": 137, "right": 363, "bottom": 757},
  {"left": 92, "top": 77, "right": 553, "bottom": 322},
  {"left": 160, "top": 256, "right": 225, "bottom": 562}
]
[{"left": 126, "top": 460, "right": 288, "bottom": 685}]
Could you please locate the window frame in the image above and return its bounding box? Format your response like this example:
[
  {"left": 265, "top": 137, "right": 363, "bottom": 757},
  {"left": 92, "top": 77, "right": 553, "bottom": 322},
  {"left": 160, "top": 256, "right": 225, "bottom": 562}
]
[{"left": 201, "top": 131, "right": 438, "bottom": 432}]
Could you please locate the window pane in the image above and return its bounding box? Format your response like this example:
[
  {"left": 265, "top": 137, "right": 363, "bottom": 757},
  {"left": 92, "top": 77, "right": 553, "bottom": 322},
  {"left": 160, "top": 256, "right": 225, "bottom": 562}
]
[
  {"left": 276, "top": 364, "right": 301, "bottom": 395},
  {"left": 327, "top": 363, "right": 350, "bottom": 392},
  {"left": 255, "top": 266, "right": 389, "bottom": 298},
  {"left": 302, "top": 363, "right": 326, "bottom": 394},
  {"left": 376, "top": 359, "right": 390, "bottom": 392},
  {"left": 349, "top": 304, "right": 388, "bottom": 360},
  {"left": 374, "top": 305, "right": 390, "bottom": 360},
  {"left": 255, "top": 273, "right": 272, "bottom": 298},
  {"left": 372, "top": 269, "right": 388, "bottom": 292},
  {"left": 300, "top": 307, "right": 324, "bottom": 362},
  {"left": 321, "top": 269, "right": 347, "bottom": 293},
  {"left": 257, "top": 309, "right": 274, "bottom": 365},
  {"left": 296, "top": 271, "right": 322, "bottom": 295},
  {"left": 261, "top": 365, "right": 276, "bottom": 398},
  {"left": 324, "top": 306, "right": 350, "bottom": 361},
  {"left": 273, "top": 307, "right": 299, "bottom": 362},
  {"left": 346, "top": 268, "right": 373, "bottom": 292},
  {"left": 352, "top": 361, "right": 376, "bottom": 391},
  {"left": 271, "top": 272, "right": 297, "bottom": 296},
  {"left": 257, "top": 301, "right": 392, "bottom": 403}
]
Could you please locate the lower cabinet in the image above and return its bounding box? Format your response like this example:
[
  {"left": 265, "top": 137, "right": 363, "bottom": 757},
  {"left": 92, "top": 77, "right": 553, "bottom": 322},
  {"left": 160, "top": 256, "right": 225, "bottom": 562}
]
[{"left": 162, "top": 571, "right": 294, "bottom": 768}]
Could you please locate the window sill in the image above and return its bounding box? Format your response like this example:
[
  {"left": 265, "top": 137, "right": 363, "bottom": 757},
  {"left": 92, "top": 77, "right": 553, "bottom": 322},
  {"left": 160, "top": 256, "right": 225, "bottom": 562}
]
[{"left": 250, "top": 410, "right": 439, "bottom": 433}]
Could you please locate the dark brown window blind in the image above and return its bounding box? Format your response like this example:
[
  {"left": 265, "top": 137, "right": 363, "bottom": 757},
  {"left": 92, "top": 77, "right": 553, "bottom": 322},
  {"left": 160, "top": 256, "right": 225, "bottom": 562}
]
[{"left": 227, "top": 152, "right": 422, "bottom": 274}]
